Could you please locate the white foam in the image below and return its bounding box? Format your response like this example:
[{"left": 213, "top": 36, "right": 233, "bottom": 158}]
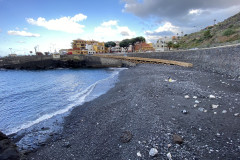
[{"left": 6, "top": 68, "right": 125, "bottom": 135}]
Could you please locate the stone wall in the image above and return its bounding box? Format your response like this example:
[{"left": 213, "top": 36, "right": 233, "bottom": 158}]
[
  {"left": 127, "top": 44, "right": 240, "bottom": 78},
  {"left": 0, "top": 55, "right": 135, "bottom": 69}
]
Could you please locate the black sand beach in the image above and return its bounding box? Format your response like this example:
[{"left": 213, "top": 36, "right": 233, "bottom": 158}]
[{"left": 24, "top": 64, "right": 240, "bottom": 160}]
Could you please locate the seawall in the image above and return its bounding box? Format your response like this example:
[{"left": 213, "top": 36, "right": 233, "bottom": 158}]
[
  {"left": 0, "top": 55, "right": 135, "bottom": 70},
  {"left": 127, "top": 44, "right": 240, "bottom": 78}
]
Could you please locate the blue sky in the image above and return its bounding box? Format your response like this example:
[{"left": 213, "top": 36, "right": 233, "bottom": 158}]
[{"left": 0, "top": 0, "right": 239, "bottom": 56}]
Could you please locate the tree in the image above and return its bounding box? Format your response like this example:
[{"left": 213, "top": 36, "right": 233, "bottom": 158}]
[
  {"left": 120, "top": 39, "right": 131, "bottom": 52},
  {"left": 130, "top": 36, "right": 146, "bottom": 52},
  {"left": 173, "top": 43, "right": 180, "bottom": 50},
  {"left": 105, "top": 41, "right": 116, "bottom": 53},
  {"left": 167, "top": 41, "right": 173, "bottom": 50}
]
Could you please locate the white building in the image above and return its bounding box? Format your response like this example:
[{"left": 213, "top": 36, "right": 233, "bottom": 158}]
[
  {"left": 154, "top": 37, "right": 172, "bottom": 52},
  {"left": 110, "top": 41, "right": 121, "bottom": 53},
  {"left": 86, "top": 44, "right": 96, "bottom": 55}
]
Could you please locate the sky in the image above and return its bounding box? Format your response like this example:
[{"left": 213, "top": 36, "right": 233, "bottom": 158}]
[{"left": 0, "top": 0, "right": 239, "bottom": 56}]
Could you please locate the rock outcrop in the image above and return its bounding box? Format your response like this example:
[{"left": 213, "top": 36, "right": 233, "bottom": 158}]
[{"left": 0, "top": 131, "right": 20, "bottom": 160}]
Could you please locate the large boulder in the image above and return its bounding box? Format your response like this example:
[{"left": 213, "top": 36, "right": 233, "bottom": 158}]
[{"left": 0, "top": 131, "right": 20, "bottom": 160}]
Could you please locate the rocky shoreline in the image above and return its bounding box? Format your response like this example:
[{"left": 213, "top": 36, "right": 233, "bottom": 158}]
[
  {"left": 22, "top": 64, "right": 239, "bottom": 160},
  {"left": 0, "top": 131, "right": 20, "bottom": 160}
]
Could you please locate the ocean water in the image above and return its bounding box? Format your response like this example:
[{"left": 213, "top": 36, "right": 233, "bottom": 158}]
[{"left": 0, "top": 68, "right": 125, "bottom": 150}]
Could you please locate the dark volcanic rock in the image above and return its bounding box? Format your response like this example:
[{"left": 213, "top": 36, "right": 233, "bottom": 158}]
[
  {"left": 0, "top": 131, "right": 20, "bottom": 160},
  {"left": 173, "top": 134, "right": 184, "bottom": 144},
  {"left": 120, "top": 131, "right": 133, "bottom": 143}
]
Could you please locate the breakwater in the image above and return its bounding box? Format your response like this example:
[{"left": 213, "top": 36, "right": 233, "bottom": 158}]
[
  {"left": 126, "top": 44, "right": 240, "bottom": 78},
  {"left": 0, "top": 55, "right": 135, "bottom": 70}
]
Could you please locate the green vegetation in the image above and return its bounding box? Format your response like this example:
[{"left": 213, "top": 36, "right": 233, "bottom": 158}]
[
  {"left": 119, "top": 36, "right": 146, "bottom": 52},
  {"left": 167, "top": 41, "right": 173, "bottom": 50},
  {"left": 104, "top": 41, "right": 116, "bottom": 48},
  {"left": 178, "top": 12, "right": 240, "bottom": 49},
  {"left": 203, "top": 30, "right": 212, "bottom": 39},
  {"left": 222, "top": 29, "right": 235, "bottom": 36}
]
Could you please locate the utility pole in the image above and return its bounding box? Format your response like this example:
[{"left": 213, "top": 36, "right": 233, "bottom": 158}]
[{"left": 9, "top": 48, "right": 12, "bottom": 54}]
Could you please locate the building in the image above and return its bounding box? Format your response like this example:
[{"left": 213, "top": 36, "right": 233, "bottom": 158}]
[
  {"left": 111, "top": 41, "right": 121, "bottom": 53},
  {"left": 8, "top": 54, "right": 17, "bottom": 57},
  {"left": 154, "top": 37, "right": 172, "bottom": 52},
  {"left": 93, "top": 42, "right": 105, "bottom": 53},
  {"left": 134, "top": 42, "right": 155, "bottom": 52},
  {"left": 86, "top": 44, "right": 96, "bottom": 55},
  {"left": 59, "top": 49, "right": 68, "bottom": 55},
  {"left": 69, "top": 39, "right": 106, "bottom": 55}
]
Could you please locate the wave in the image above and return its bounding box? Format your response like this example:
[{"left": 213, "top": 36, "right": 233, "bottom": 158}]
[{"left": 6, "top": 68, "right": 126, "bottom": 135}]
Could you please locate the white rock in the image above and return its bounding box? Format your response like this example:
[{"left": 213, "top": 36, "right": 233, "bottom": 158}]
[
  {"left": 194, "top": 104, "right": 198, "bottom": 108},
  {"left": 193, "top": 96, "right": 197, "bottom": 99},
  {"left": 167, "top": 152, "right": 172, "bottom": 160},
  {"left": 222, "top": 110, "right": 227, "bottom": 114},
  {"left": 149, "top": 148, "right": 158, "bottom": 157},
  {"left": 184, "top": 95, "right": 190, "bottom": 99},
  {"left": 167, "top": 144, "right": 171, "bottom": 148},
  {"left": 214, "top": 112, "right": 217, "bottom": 114},
  {"left": 195, "top": 100, "right": 200, "bottom": 104},
  {"left": 212, "top": 104, "right": 219, "bottom": 109},
  {"left": 204, "top": 110, "right": 208, "bottom": 113},
  {"left": 209, "top": 95, "right": 216, "bottom": 99},
  {"left": 234, "top": 113, "right": 239, "bottom": 117},
  {"left": 137, "top": 151, "right": 142, "bottom": 157}
]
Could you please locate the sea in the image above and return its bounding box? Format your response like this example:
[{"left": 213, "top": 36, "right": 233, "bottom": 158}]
[{"left": 0, "top": 68, "right": 126, "bottom": 151}]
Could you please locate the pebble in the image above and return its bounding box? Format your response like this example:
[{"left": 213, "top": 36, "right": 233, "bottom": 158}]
[
  {"left": 195, "top": 100, "right": 200, "bottom": 104},
  {"left": 167, "top": 152, "right": 172, "bottom": 160},
  {"left": 120, "top": 131, "right": 133, "bottom": 143},
  {"left": 212, "top": 104, "right": 219, "bottom": 109},
  {"left": 167, "top": 144, "right": 172, "bottom": 148},
  {"left": 204, "top": 109, "right": 208, "bottom": 112},
  {"left": 184, "top": 95, "right": 190, "bottom": 99},
  {"left": 149, "top": 148, "right": 158, "bottom": 157},
  {"left": 182, "top": 110, "right": 188, "bottom": 114},
  {"left": 214, "top": 112, "right": 217, "bottom": 114},
  {"left": 173, "top": 134, "right": 183, "bottom": 144},
  {"left": 137, "top": 151, "right": 142, "bottom": 157},
  {"left": 234, "top": 113, "right": 239, "bottom": 117},
  {"left": 222, "top": 110, "right": 227, "bottom": 114},
  {"left": 194, "top": 104, "right": 198, "bottom": 108},
  {"left": 193, "top": 96, "right": 197, "bottom": 99},
  {"left": 209, "top": 95, "right": 216, "bottom": 99},
  {"left": 198, "top": 107, "right": 204, "bottom": 112}
]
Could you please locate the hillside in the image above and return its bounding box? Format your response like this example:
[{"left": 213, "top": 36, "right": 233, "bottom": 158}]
[{"left": 178, "top": 12, "right": 240, "bottom": 49}]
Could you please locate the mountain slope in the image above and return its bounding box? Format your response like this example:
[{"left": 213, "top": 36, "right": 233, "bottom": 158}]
[{"left": 179, "top": 12, "right": 240, "bottom": 49}]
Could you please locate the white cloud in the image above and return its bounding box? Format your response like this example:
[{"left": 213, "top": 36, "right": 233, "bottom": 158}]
[
  {"left": 188, "top": 9, "right": 203, "bottom": 15},
  {"left": 17, "top": 41, "right": 25, "bottom": 43},
  {"left": 24, "top": 28, "right": 28, "bottom": 30},
  {"left": 144, "top": 22, "right": 182, "bottom": 42},
  {"left": 145, "top": 22, "right": 180, "bottom": 36},
  {"left": 8, "top": 30, "right": 40, "bottom": 37},
  {"left": 26, "top": 13, "right": 87, "bottom": 34},
  {"left": 92, "top": 20, "right": 136, "bottom": 41},
  {"left": 102, "top": 20, "right": 118, "bottom": 26}
]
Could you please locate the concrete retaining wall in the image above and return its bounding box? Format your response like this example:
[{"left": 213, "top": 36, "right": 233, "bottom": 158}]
[
  {"left": 0, "top": 55, "right": 134, "bottom": 70},
  {"left": 127, "top": 44, "right": 240, "bottom": 78}
]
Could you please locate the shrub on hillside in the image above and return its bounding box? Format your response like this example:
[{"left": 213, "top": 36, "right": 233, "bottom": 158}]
[
  {"left": 204, "top": 30, "right": 212, "bottom": 39},
  {"left": 222, "top": 29, "right": 235, "bottom": 36}
]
